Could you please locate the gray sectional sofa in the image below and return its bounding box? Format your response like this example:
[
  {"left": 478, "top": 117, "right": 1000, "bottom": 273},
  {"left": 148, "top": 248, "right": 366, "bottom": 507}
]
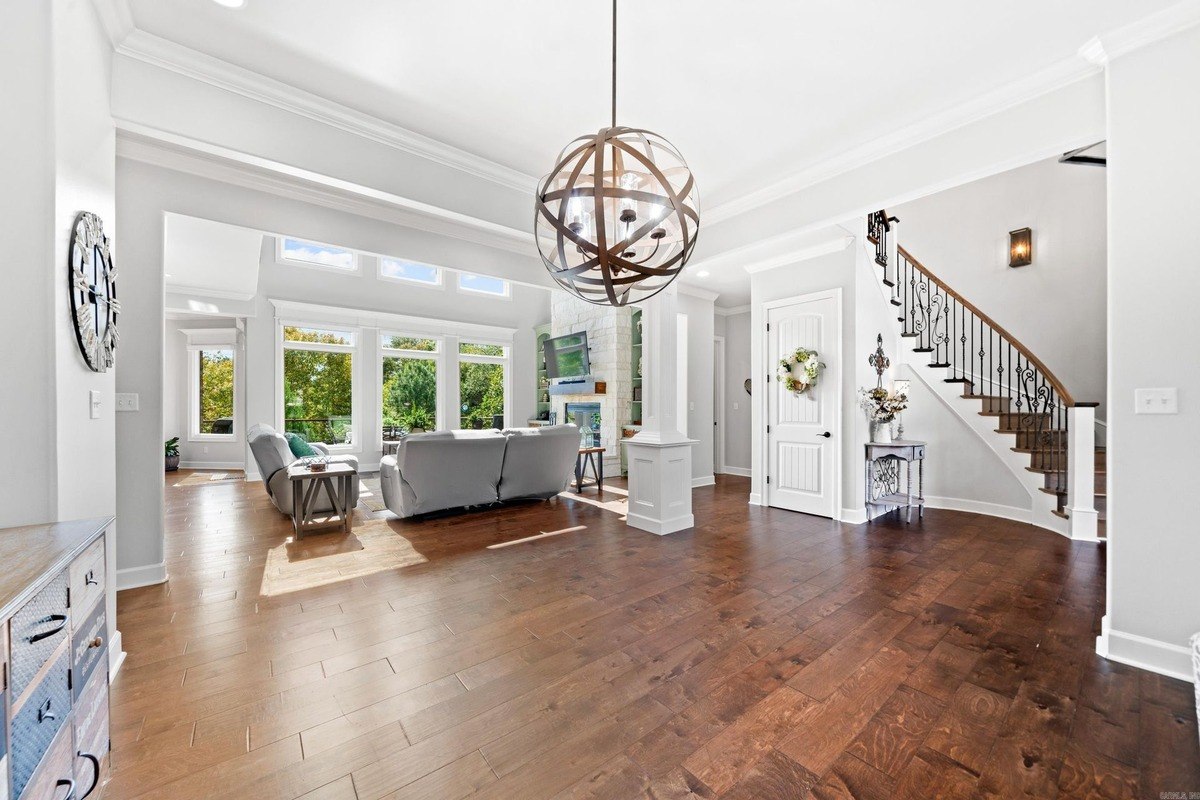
[
  {"left": 379, "top": 425, "right": 580, "bottom": 518},
  {"left": 248, "top": 423, "right": 361, "bottom": 516}
]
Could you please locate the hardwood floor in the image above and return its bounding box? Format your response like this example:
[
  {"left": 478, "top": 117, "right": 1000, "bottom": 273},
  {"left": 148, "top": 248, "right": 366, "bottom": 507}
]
[{"left": 106, "top": 470, "right": 1199, "bottom": 799}]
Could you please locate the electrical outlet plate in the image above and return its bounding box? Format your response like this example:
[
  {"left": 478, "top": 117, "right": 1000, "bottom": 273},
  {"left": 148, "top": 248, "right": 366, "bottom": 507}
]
[
  {"left": 1134, "top": 388, "right": 1177, "bottom": 414},
  {"left": 115, "top": 392, "right": 140, "bottom": 412}
]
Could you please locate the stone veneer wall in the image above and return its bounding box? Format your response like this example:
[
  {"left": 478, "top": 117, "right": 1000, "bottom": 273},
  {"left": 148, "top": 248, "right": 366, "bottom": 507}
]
[{"left": 551, "top": 292, "right": 634, "bottom": 472}]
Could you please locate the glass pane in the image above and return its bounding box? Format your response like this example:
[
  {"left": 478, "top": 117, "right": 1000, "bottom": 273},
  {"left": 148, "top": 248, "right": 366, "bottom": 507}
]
[
  {"left": 382, "top": 357, "right": 437, "bottom": 437},
  {"left": 382, "top": 335, "right": 438, "bottom": 352},
  {"left": 459, "top": 361, "right": 504, "bottom": 430},
  {"left": 381, "top": 258, "right": 440, "bottom": 284},
  {"left": 281, "top": 238, "right": 356, "bottom": 270},
  {"left": 460, "top": 342, "right": 505, "bottom": 357},
  {"left": 458, "top": 273, "right": 509, "bottom": 296},
  {"left": 283, "top": 349, "right": 353, "bottom": 445},
  {"left": 283, "top": 325, "right": 354, "bottom": 346},
  {"left": 197, "top": 349, "right": 234, "bottom": 435}
]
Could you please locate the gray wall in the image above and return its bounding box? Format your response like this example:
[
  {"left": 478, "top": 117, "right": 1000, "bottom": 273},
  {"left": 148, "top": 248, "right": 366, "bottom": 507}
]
[
  {"left": 679, "top": 292, "right": 716, "bottom": 483},
  {"left": 1104, "top": 24, "right": 1200, "bottom": 679},
  {"left": 721, "top": 312, "right": 752, "bottom": 472}
]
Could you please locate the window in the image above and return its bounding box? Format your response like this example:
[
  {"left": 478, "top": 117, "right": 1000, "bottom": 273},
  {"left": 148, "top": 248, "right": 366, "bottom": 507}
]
[
  {"left": 380, "top": 257, "right": 441, "bottom": 287},
  {"left": 278, "top": 237, "right": 358, "bottom": 273},
  {"left": 457, "top": 272, "right": 510, "bottom": 298},
  {"left": 281, "top": 325, "right": 356, "bottom": 446},
  {"left": 381, "top": 334, "right": 439, "bottom": 437},
  {"left": 190, "top": 348, "right": 236, "bottom": 440},
  {"left": 459, "top": 341, "right": 507, "bottom": 429}
]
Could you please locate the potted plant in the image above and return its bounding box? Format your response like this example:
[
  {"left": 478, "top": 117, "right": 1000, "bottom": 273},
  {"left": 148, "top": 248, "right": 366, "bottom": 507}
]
[
  {"left": 165, "top": 437, "right": 180, "bottom": 472},
  {"left": 859, "top": 387, "right": 908, "bottom": 444}
]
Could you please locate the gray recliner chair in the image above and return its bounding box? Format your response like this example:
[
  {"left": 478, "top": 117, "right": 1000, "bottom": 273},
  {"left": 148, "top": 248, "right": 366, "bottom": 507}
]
[{"left": 247, "top": 423, "right": 360, "bottom": 516}]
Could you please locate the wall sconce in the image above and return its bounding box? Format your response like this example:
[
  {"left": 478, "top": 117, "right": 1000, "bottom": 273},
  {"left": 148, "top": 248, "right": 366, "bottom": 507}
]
[{"left": 1009, "top": 227, "right": 1033, "bottom": 267}]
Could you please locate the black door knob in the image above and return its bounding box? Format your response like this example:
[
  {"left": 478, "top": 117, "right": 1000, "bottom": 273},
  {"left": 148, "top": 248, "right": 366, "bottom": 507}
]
[{"left": 816, "top": 431, "right": 831, "bottom": 438}]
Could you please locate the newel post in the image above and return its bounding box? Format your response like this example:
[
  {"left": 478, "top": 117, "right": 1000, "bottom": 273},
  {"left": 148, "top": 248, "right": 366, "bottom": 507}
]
[{"left": 1067, "top": 404, "right": 1099, "bottom": 541}]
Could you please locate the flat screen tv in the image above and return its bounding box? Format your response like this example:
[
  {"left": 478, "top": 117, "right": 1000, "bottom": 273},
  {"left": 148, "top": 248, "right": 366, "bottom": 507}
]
[{"left": 544, "top": 332, "right": 591, "bottom": 379}]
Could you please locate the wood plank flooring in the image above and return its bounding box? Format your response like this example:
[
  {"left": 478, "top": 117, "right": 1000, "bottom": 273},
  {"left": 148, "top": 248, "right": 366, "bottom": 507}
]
[{"left": 105, "top": 471, "right": 1200, "bottom": 799}]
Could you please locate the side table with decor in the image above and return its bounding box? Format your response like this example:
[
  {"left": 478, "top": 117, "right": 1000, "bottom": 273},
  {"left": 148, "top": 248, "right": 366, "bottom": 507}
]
[
  {"left": 287, "top": 460, "right": 357, "bottom": 537},
  {"left": 865, "top": 440, "right": 926, "bottom": 522}
]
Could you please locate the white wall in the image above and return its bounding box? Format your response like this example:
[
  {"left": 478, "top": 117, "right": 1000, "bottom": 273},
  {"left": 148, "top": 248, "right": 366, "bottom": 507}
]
[
  {"left": 679, "top": 291, "right": 716, "bottom": 484},
  {"left": 1102, "top": 24, "right": 1200, "bottom": 681},
  {"left": 719, "top": 311, "right": 752, "bottom": 473},
  {"left": 892, "top": 156, "right": 1107, "bottom": 419}
]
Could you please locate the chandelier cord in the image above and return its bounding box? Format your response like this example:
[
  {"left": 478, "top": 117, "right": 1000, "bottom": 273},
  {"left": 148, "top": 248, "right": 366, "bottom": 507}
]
[{"left": 611, "top": 0, "right": 617, "bottom": 128}]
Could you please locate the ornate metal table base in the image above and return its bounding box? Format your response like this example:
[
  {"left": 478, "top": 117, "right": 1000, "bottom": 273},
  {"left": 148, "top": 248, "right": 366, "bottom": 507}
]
[{"left": 865, "top": 440, "right": 926, "bottom": 523}]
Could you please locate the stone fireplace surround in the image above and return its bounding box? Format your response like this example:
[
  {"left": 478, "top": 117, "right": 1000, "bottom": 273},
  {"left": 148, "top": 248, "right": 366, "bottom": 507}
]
[{"left": 551, "top": 293, "right": 634, "bottom": 473}]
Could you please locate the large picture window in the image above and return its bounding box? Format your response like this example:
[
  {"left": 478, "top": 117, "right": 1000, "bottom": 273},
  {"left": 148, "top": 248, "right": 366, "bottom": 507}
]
[
  {"left": 190, "top": 348, "right": 236, "bottom": 440},
  {"left": 282, "top": 325, "right": 355, "bottom": 446},
  {"left": 381, "top": 335, "right": 439, "bottom": 437},
  {"left": 459, "top": 341, "right": 507, "bottom": 429}
]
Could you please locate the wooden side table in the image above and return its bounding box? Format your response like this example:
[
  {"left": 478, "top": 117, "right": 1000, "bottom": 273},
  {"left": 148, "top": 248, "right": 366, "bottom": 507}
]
[
  {"left": 287, "top": 462, "right": 356, "bottom": 537},
  {"left": 865, "top": 440, "right": 926, "bottom": 522},
  {"left": 575, "top": 447, "right": 605, "bottom": 493}
]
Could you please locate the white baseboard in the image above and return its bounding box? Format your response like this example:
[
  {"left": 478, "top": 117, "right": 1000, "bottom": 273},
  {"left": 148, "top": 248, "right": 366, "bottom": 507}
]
[
  {"left": 178, "top": 461, "right": 245, "bottom": 470},
  {"left": 244, "top": 470, "right": 262, "bottom": 483},
  {"left": 748, "top": 492, "right": 763, "bottom": 506},
  {"left": 722, "top": 465, "right": 752, "bottom": 478},
  {"left": 840, "top": 508, "right": 868, "bottom": 524},
  {"left": 108, "top": 629, "right": 127, "bottom": 681},
  {"left": 924, "top": 495, "right": 1032, "bottom": 525},
  {"left": 1097, "top": 616, "right": 1194, "bottom": 683},
  {"left": 116, "top": 562, "right": 169, "bottom": 591},
  {"left": 691, "top": 475, "right": 716, "bottom": 488},
  {"left": 627, "top": 511, "right": 695, "bottom": 536}
]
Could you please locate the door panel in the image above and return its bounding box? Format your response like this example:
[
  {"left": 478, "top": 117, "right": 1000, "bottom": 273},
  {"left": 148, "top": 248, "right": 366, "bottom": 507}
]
[{"left": 767, "top": 294, "right": 838, "bottom": 517}]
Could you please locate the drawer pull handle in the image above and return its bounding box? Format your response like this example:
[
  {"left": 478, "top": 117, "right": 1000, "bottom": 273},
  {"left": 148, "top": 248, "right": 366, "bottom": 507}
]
[
  {"left": 78, "top": 752, "right": 101, "bottom": 799},
  {"left": 85, "top": 570, "right": 99, "bottom": 586},
  {"left": 29, "top": 613, "right": 68, "bottom": 644},
  {"left": 38, "top": 697, "right": 56, "bottom": 723},
  {"left": 56, "top": 777, "right": 76, "bottom": 800},
  {"left": 88, "top": 636, "right": 104, "bottom": 649}
]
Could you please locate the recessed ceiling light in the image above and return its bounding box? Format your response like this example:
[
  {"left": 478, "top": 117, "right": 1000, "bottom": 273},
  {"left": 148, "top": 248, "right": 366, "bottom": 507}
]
[
  {"left": 211, "top": 0, "right": 246, "bottom": 8},
  {"left": 696, "top": 270, "right": 710, "bottom": 278}
]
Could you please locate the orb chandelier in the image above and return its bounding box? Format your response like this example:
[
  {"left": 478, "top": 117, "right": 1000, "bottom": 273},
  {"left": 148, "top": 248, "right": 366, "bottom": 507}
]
[{"left": 534, "top": 0, "right": 699, "bottom": 307}]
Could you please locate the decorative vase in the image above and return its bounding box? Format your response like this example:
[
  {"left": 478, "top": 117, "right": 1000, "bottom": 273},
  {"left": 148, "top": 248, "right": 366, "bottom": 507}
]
[
  {"left": 871, "top": 419, "right": 893, "bottom": 444},
  {"left": 165, "top": 455, "right": 180, "bottom": 472}
]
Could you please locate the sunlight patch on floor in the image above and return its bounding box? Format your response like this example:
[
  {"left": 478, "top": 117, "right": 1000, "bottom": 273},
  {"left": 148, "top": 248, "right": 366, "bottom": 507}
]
[
  {"left": 258, "top": 518, "right": 427, "bottom": 597},
  {"left": 558, "top": 486, "right": 629, "bottom": 518},
  {"left": 487, "top": 525, "right": 588, "bottom": 549}
]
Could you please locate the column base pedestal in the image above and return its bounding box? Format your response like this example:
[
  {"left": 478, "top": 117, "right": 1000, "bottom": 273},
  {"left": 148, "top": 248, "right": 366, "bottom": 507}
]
[{"left": 623, "top": 437, "right": 697, "bottom": 535}]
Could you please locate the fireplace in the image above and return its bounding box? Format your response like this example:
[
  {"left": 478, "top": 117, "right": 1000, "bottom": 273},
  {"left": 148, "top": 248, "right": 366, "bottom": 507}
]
[{"left": 565, "top": 402, "right": 601, "bottom": 447}]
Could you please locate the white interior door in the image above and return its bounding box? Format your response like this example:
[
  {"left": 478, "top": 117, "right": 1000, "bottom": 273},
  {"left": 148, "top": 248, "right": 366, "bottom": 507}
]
[{"left": 767, "top": 292, "right": 839, "bottom": 517}]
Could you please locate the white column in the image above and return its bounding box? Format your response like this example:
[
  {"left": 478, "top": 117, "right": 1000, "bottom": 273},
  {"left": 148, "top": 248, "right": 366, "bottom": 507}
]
[
  {"left": 623, "top": 286, "right": 697, "bottom": 535},
  {"left": 1067, "top": 405, "right": 1099, "bottom": 541}
]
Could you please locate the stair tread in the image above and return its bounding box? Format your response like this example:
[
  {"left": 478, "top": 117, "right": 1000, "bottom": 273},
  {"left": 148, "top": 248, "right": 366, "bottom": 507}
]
[
  {"left": 1038, "top": 487, "right": 1066, "bottom": 498},
  {"left": 882, "top": 279, "right": 895, "bottom": 288},
  {"left": 913, "top": 347, "right": 934, "bottom": 353},
  {"left": 1052, "top": 509, "right": 1069, "bottom": 520}
]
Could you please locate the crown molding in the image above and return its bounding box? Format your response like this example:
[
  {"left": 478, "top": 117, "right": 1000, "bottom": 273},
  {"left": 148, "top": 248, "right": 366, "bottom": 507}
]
[
  {"left": 1079, "top": 0, "right": 1200, "bottom": 65},
  {"left": 112, "top": 28, "right": 537, "bottom": 195},
  {"left": 705, "top": 54, "right": 1101, "bottom": 227},
  {"left": 115, "top": 125, "right": 537, "bottom": 259},
  {"left": 677, "top": 283, "right": 720, "bottom": 303},
  {"left": 715, "top": 304, "right": 751, "bottom": 317},
  {"left": 90, "top": 0, "right": 135, "bottom": 47}
]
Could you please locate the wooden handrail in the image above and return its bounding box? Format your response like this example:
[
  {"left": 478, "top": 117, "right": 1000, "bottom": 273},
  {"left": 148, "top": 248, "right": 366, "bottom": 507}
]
[{"left": 896, "top": 244, "right": 1079, "bottom": 407}]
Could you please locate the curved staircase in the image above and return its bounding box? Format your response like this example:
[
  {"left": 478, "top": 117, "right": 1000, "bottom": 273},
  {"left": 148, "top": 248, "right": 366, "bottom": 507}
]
[{"left": 867, "top": 211, "right": 1101, "bottom": 540}]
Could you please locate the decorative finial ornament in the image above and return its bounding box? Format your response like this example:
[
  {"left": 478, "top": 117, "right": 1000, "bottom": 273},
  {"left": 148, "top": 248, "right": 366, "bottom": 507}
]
[
  {"left": 534, "top": 0, "right": 699, "bottom": 306},
  {"left": 869, "top": 333, "right": 890, "bottom": 388}
]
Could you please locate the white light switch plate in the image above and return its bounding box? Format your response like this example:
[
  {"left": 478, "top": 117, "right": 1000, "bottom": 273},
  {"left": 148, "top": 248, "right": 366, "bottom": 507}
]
[
  {"left": 116, "top": 392, "right": 140, "bottom": 412},
  {"left": 89, "top": 390, "right": 102, "bottom": 419},
  {"left": 1135, "top": 388, "right": 1177, "bottom": 414}
]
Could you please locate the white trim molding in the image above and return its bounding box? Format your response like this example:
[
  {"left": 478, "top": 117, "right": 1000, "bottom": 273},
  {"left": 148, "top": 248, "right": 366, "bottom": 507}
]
[
  {"left": 108, "top": 630, "right": 127, "bottom": 681},
  {"left": 691, "top": 475, "right": 716, "bottom": 488},
  {"left": 1097, "top": 616, "right": 1195, "bottom": 683},
  {"left": 923, "top": 496, "right": 1033, "bottom": 525},
  {"left": 1079, "top": 0, "right": 1200, "bottom": 65},
  {"left": 715, "top": 305, "right": 751, "bottom": 317},
  {"left": 110, "top": 27, "right": 536, "bottom": 193},
  {"left": 268, "top": 299, "right": 517, "bottom": 343},
  {"left": 117, "top": 562, "right": 169, "bottom": 591},
  {"left": 722, "top": 465, "right": 752, "bottom": 478},
  {"left": 177, "top": 461, "right": 245, "bottom": 470},
  {"left": 677, "top": 284, "right": 720, "bottom": 303}
]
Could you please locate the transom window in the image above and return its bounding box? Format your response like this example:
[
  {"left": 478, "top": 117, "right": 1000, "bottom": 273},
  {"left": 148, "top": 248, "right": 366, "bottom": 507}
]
[
  {"left": 278, "top": 237, "right": 358, "bottom": 273},
  {"left": 190, "top": 348, "right": 236, "bottom": 440},
  {"left": 281, "top": 324, "right": 355, "bottom": 447},
  {"left": 380, "top": 258, "right": 441, "bottom": 287},
  {"left": 457, "top": 272, "right": 511, "bottom": 298}
]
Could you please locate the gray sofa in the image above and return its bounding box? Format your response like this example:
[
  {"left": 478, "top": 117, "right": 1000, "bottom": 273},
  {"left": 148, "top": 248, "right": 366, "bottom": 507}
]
[
  {"left": 379, "top": 425, "right": 580, "bottom": 518},
  {"left": 248, "top": 423, "right": 361, "bottom": 516}
]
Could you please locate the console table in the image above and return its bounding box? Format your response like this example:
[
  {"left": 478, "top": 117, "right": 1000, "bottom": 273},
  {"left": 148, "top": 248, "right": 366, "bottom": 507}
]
[
  {"left": 865, "top": 440, "right": 926, "bottom": 522},
  {"left": 0, "top": 517, "right": 113, "bottom": 800}
]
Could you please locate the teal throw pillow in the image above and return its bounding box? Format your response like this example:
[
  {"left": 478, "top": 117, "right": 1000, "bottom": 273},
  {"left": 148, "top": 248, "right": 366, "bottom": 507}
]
[{"left": 285, "top": 432, "right": 318, "bottom": 458}]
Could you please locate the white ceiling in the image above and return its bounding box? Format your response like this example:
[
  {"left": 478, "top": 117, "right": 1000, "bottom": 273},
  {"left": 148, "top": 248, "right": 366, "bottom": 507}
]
[{"left": 125, "top": 0, "right": 1172, "bottom": 211}]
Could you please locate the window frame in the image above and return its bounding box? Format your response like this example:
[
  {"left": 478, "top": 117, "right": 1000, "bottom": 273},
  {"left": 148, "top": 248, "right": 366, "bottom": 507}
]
[
  {"left": 457, "top": 339, "right": 512, "bottom": 429},
  {"left": 456, "top": 272, "right": 512, "bottom": 300},
  {"left": 379, "top": 332, "right": 446, "bottom": 437},
  {"left": 378, "top": 257, "right": 444, "bottom": 289},
  {"left": 187, "top": 346, "right": 238, "bottom": 443},
  {"left": 276, "top": 236, "right": 361, "bottom": 275},
  {"left": 276, "top": 321, "right": 361, "bottom": 453}
]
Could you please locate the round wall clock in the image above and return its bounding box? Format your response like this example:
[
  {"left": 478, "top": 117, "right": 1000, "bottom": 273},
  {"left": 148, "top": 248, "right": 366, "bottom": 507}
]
[{"left": 68, "top": 211, "right": 119, "bottom": 372}]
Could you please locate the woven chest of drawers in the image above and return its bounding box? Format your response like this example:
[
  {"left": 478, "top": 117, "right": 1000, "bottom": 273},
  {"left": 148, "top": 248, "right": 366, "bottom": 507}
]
[{"left": 0, "top": 518, "right": 112, "bottom": 800}]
